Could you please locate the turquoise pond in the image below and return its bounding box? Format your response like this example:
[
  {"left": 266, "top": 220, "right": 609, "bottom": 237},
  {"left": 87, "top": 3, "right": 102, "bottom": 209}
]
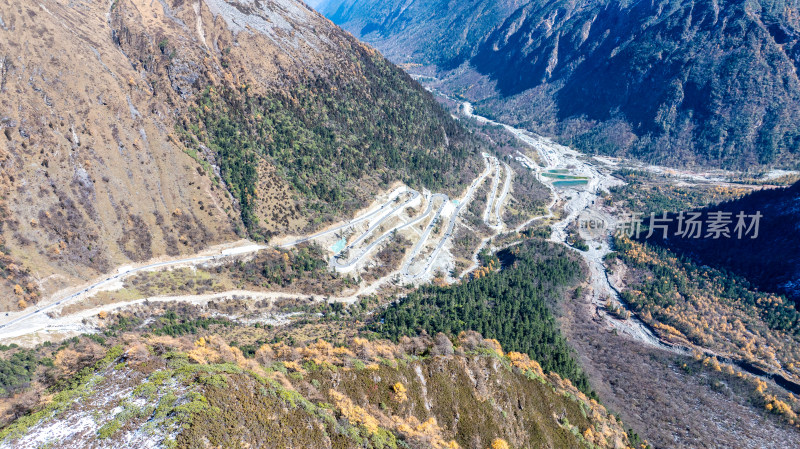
[
  {"left": 553, "top": 180, "right": 589, "bottom": 188},
  {"left": 330, "top": 238, "right": 347, "bottom": 254}
]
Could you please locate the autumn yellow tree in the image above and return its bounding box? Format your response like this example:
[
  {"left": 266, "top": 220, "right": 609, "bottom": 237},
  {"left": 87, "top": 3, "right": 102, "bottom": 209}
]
[
  {"left": 392, "top": 382, "right": 408, "bottom": 403},
  {"left": 490, "top": 438, "right": 510, "bottom": 449}
]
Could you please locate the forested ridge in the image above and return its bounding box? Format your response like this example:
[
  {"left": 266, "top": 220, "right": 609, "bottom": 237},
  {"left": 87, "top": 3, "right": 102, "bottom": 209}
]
[
  {"left": 613, "top": 234, "right": 800, "bottom": 381},
  {"left": 374, "top": 239, "right": 594, "bottom": 396},
  {"left": 187, "top": 46, "right": 481, "bottom": 238},
  {"left": 639, "top": 181, "right": 800, "bottom": 304},
  {"left": 0, "top": 318, "right": 637, "bottom": 449}
]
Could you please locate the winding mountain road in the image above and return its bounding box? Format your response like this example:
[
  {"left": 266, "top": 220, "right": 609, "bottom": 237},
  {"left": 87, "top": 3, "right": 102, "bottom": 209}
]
[
  {"left": 403, "top": 154, "right": 496, "bottom": 279},
  {"left": 0, "top": 151, "right": 506, "bottom": 340},
  {"left": 331, "top": 193, "right": 444, "bottom": 271},
  {"left": 0, "top": 189, "right": 417, "bottom": 335},
  {"left": 461, "top": 100, "right": 671, "bottom": 349},
  {"left": 0, "top": 244, "right": 266, "bottom": 332},
  {"left": 280, "top": 188, "right": 414, "bottom": 249}
]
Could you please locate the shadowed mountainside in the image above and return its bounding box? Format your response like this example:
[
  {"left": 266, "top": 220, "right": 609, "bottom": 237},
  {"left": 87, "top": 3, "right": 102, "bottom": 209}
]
[
  {"left": 320, "top": 0, "right": 800, "bottom": 169},
  {"left": 642, "top": 180, "right": 800, "bottom": 304}
]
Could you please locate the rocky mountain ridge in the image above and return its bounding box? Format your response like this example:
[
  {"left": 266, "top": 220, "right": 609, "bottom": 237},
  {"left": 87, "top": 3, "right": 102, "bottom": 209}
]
[{"left": 0, "top": 324, "right": 636, "bottom": 449}]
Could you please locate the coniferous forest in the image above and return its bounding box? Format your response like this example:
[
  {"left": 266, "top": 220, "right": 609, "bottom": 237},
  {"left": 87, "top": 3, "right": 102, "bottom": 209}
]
[
  {"left": 639, "top": 181, "right": 800, "bottom": 305},
  {"left": 374, "top": 239, "right": 595, "bottom": 396},
  {"left": 186, "top": 47, "right": 482, "bottom": 236}
]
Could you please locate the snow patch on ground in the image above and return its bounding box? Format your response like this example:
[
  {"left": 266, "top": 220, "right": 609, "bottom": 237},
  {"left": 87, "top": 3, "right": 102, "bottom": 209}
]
[{"left": 0, "top": 370, "right": 177, "bottom": 449}]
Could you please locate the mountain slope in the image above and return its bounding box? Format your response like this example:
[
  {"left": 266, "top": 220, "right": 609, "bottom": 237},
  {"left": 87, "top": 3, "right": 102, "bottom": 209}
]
[
  {"left": 0, "top": 0, "right": 481, "bottom": 310},
  {"left": 322, "top": 0, "right": 522, "bottom": 67},
  {"left": 0, "top": 0, "right": 238, "bottom": 310},
  {"left": 0, "top": 329, "right": 635, "bottom": 449},
  {"left": 319, "top": 0, "right": 800, "bottom": 169},
  {"left": 642, "top": 180, "right": 800, "bottom": 304}
]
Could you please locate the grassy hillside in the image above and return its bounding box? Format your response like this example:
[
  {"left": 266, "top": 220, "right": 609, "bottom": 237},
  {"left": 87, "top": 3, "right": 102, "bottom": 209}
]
[
  {"left": 0, "top": 319, "right": 637, "bottom": 448},
  {"left": 0, "top": 0, "right": 240, "bottom": 310}
]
